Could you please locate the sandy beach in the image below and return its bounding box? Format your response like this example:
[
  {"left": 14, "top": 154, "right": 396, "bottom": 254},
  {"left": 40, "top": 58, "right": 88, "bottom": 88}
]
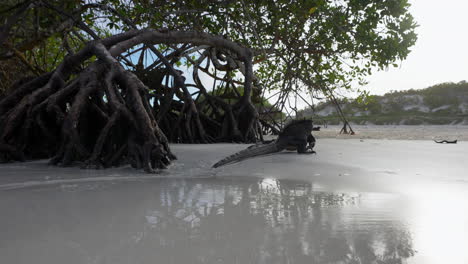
[
  {"left": 1, "top": 129, "right": 468, "bottom": 264},
  {"left": 314, "top": 124, "right": 468, "bottom": 140}
]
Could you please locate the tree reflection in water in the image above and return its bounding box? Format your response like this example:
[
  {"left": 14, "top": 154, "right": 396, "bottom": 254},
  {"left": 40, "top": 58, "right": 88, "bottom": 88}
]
[{"left": 0, "top": 177, "right": 415, "bottom": 264}]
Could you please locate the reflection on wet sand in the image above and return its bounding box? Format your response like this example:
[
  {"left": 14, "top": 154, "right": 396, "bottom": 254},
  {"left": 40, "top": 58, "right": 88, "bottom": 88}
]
[{"left": 0, "top": 177, "right": 414, "bottom": 264}]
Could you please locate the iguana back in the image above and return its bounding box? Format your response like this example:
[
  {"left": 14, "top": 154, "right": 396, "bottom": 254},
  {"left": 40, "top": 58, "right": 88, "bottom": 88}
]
[{"left": 212, "top": 119, "right": 315, "bottom": 168}]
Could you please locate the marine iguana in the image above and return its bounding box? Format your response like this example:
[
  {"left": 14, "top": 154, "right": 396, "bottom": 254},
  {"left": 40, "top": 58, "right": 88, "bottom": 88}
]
[{"left": 212, "top": 119, "right": 316, "bottom": 168}]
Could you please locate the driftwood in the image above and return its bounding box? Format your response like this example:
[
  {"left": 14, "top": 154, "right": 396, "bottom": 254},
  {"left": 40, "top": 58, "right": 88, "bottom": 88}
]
[{"left": 434, "top": 139, "right": 458, "bottom": 144}]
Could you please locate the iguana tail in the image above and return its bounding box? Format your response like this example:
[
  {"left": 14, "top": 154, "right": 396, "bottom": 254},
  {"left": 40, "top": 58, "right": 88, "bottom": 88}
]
[{"left": 212, "top": 143, "right": 281, "bottom": 168}]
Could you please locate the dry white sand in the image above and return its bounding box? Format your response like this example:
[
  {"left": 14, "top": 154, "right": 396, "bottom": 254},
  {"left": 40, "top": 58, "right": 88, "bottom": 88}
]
[
  {"left": 314, "top": 124, "right": 468, "bottom": 140},
  {"left": 1, "top": 136, "right": 468, "bottom": 264}
]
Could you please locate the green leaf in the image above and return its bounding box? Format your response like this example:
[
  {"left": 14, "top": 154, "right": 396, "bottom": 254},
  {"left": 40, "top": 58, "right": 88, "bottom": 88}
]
[{"left": 309, "top": 7, "right": 318, "bottom": 15}]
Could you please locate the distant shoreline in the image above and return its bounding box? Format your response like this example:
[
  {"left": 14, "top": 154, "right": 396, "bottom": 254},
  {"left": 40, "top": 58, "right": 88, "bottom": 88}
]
[
  {"left": 300, "top": 82, "right": 468, "bottom": 126},
  {"left": 313, "top": 124, "right": 468, "bottom": 140}
]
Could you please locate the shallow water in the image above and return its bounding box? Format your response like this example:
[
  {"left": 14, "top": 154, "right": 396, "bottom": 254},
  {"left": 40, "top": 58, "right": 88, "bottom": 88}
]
[
  {"left": 2, "top": 140, "right": 468, "bottom": 264},
  {"left": 1, "top": 176, "right": 466, "bottom": 264}
]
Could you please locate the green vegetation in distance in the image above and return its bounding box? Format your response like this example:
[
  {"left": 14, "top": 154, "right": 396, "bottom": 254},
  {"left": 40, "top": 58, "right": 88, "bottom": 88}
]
[{"left": 300, "top": 81, "right": 468, "bottom": 125}]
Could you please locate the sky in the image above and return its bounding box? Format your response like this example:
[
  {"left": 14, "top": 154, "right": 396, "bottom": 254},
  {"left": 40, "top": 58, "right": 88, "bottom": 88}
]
[
  {"left": 363, "top": 0, "right": 468, "bottom": 95},
  {"left": 134, "top": 0, "right": 468, "bottom": 109}
]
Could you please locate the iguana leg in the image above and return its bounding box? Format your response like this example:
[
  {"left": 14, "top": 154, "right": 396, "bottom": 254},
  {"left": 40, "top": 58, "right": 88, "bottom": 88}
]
[
  {"left": 297, "top": 143, "right": 316, "bottom": 154},
  {"left": 307, "top": 134, "right": 316, "bottom": 150}
]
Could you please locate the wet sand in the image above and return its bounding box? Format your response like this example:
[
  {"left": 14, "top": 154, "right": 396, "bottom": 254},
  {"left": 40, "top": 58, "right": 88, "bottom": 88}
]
[{"left": 1, "top": 138, "right": 468, "bottom": 264}]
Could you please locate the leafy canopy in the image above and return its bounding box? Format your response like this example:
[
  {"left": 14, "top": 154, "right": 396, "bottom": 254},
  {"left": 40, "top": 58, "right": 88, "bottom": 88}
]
[{"left": 1, "top": 0, "right": 417, "bottom": 96}]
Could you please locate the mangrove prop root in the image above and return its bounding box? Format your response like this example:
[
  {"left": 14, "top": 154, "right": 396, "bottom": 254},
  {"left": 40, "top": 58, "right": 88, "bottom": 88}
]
[{"left": 0, "top": 29, "right": 262, "bottom": 172}]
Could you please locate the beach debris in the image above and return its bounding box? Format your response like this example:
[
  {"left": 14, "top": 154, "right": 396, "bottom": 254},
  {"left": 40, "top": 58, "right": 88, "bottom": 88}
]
[
  {"left": 212, "top": 119, "right": 316, "bottom": 168},
  {"left": 434, "top": 139, "right": 458, "bottom": 144}
]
